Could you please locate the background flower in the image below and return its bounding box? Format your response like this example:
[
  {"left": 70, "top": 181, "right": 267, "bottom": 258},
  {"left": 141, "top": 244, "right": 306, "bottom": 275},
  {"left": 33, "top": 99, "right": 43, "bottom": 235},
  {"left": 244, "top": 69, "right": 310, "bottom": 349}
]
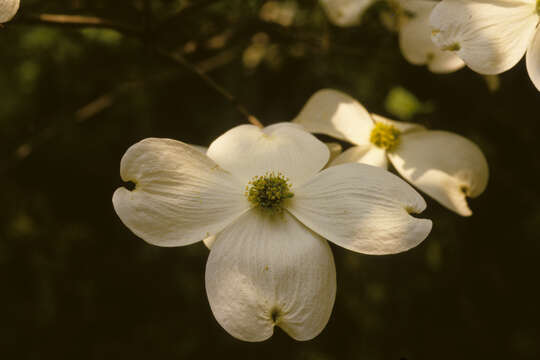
[
  {"left": 0, "top": 0, "right": 20, "bottom": 23},
  {"left": 294, "top": 89, "right": 489, "bottom": 216},
  {"left": 430, "top": 0, "right": 540, "bottom": 90},
  {"left": 398, "top": 0, "right": 465, "bottom": 73},
  {"left": 320, "top": 0, "right": 464, "bottom": 73},
  {"left": 319, "top": 0, "right": 376, "bottom": 26}
]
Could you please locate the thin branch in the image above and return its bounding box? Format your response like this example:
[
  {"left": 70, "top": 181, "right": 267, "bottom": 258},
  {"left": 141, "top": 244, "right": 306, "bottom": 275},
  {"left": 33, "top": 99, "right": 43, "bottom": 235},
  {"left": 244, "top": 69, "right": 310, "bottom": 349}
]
[
  {"left": 3, "top": 71, "right": 169, "bottom": 174},
  {"left": 156, "top": 48, "right": 263, "bottom": 128},
  {"left": 17, "top": 13, "right": 141, "bottom": 36},
  {"left": 13, "top": 13, "right": 262, "bottom": 127},
  {"left": 76, "top": 49, "right": 241, "bottom": 124},
  {"left": 157, "top": 0, "right": 222, "bottom": 34},
  {"left": 1, "top": 35, "right": 247, "bottom": 174}
]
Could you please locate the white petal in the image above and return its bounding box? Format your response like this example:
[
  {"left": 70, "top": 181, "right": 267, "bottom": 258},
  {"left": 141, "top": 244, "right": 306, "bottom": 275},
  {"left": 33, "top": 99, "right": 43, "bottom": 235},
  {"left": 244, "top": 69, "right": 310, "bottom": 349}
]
[
  {"left": 189, "top": 144, "right": 208, "bottom": 154},
  {"left": 430, "top": 0, "right": 538, "bottom": 75},
  {"left": 203, "top": 235, "right": 216, "bottom": 249},
  {"left": 319, "top": 0, "right": 376, "bottom": 27},
  {"left": 398, "top": 0, "right": 465, "bottom": 73},
  {"left": 427, "top": 50, "right": 467, "bottom": 74},
  {"left": 325, "top": 142, "right": 343, "bottom": 165},
  {"left": 206, "top": 123, "right": 329, "bottom": 187},
  {"left": 289, "top": 163, "right": 432, "bottom": 255},
  {"left": 112, "top": 138, "right": 249, "bottom": 247},
  {"left": 0, "top": 0, "right": 19, "bottom": 23},
  {"left": 206, "top": 210, "right": 336, "bottom": 342},
  {"left": 396, "top": 0, "right": 432, "bottom": 12},
  {"left": 526, "top": 28, "right": 540, "bottom": 91},
  {"left": 330, "top": 145, "right": 388, "bottom": 169},
  {"left": 371, "top": 113, "right": 426, "bottom": 134},
  {"left": 293, "top": 89, "right": 374, "bottom": 146},
  {"left": 388, "top": 130, "right": 489, "bottom": 216}
]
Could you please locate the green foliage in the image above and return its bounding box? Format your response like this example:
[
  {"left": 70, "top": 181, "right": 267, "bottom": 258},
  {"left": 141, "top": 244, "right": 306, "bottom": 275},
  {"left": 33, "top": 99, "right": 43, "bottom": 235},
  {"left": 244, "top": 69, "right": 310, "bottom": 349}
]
[
  {"left": 80, "top": 28, "right": 123, "bottom": 45},
  {"left": 384, "top": 86, "right": 434, "bottom": 120}
]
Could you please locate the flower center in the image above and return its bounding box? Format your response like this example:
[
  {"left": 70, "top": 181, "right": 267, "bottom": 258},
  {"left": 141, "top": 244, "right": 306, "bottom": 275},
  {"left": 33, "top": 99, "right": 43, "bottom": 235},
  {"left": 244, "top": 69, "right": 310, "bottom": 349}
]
[
  {"left": 245, "top": 172, "right": 294, "bottom": 214},
  {"left": 370, "top": 122, "right": 401, "bottom": 151}
]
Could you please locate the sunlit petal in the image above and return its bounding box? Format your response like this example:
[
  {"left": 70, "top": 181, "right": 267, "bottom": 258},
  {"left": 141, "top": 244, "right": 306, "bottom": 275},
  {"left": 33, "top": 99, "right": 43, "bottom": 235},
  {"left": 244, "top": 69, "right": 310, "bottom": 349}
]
[
  {"left": 427, "top": 50, "right": 467, "bottom": 73},
  {"left": 289, "top": 163, "right": 432, "bottom": 255},
  {"left": 0, "top": 0, "right": 19, "bottom": 23},
  {"left": 430, "top": 0, "right": 538, "bottom": 74},
  {"left": 330, "top": 145, "right": 388, "bottom": 169},
  {"left": 325, "top": 142, "right": 344, "bottom": 165},
  {"left": 112, "top": 138, "right": 249, "bottom": 247},
  {"left": 206, "top": 210, "right": 336, "bottom": 341},
  {"left": 294, "top": 89, "right": 374, "bottom": 146},
  {"left": 189, "top": 144, "right": 208, "bottom": 154},
  {"left": 388, "top": 130, "right": 489, "bottom": 216},
  {"left": 526, "top": 27, "right": 540, "bottom": 91},
  {"left": 203, "top": 235, "right": 216, "bottom": 249},
  {"left": 398, "top": 0, "right": 465, "bottom": 73},
  {"left": 320, "top": 0, "right": 376, "bottom": 26},
  {"left": 371, "top": 113, "right": 426, "bottom": 134},
  {"left": 207, "top": 123, "right": 329, "bottom": 186}
]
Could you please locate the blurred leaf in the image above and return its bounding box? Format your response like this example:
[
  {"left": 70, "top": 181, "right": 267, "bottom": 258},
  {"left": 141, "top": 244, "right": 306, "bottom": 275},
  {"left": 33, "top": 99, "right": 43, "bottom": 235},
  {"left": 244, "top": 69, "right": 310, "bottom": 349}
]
[
  {"left": 384, "top": 86, "right": 434, "bottom": 120},
  {"left": 80, "top": 28, "right": 123, "bottom": 45}
]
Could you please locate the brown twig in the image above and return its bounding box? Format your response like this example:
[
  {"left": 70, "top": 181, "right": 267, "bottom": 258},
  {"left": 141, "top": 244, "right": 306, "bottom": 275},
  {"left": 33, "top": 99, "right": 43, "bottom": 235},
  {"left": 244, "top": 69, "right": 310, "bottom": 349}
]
[
  {"left": 156, "top": 0, "right": 222, "bottom": 34},
  {"left": 76, "top": 49, "right": 242, "bottom": 124},
  {"left": 13, "top": 12, "right": 262, "bottom": 128},
  {"left": 157, "top": 48, "right": 263, "bottom": 128},
  {"left": 17, "top": 13, "right": 141, "bottom": 36}
]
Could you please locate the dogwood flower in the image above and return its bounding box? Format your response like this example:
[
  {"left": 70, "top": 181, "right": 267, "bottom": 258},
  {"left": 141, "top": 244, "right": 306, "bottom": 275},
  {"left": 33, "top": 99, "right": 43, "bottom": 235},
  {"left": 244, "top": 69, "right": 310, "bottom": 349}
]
[
  {"left": 294, "top": 89, "right": 489, "bottom": 216},
  {"left": 430, "top": 0, "right": 540, "bottom": 91},
  {"left": 113, "top": 123, "right": 432, "bottom": 341},
  {"left": 319, "top": 0, "right": 376, "bottom": 26},
  {"left": 396, "top": 0, "right": 465, "bottom": 73},
  {"left": 0, "top": 0, "right": 19, "bottom": 23},
  {"left": 319, "top": 0, "right": 465, "bottom": 73}
]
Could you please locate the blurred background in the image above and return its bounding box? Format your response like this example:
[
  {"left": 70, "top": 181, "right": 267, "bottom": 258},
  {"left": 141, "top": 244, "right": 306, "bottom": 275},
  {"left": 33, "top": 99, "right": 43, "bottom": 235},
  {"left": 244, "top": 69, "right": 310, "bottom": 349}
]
[{"left": 1, "top": 0, "right": 539, "bottom": 359}]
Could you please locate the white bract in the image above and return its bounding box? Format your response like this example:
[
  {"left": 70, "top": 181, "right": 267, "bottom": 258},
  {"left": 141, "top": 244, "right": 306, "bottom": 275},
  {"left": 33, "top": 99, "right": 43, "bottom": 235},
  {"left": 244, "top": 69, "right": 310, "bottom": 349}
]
[
  {"left": 430, "top": 0, "right": 540, "bottom": 91},
  {"left": 113, "top": 123, "right": 432, "bottom": 342},
  {"left": 319, "top": 0, "right": 465, "bottom": 73},
  {"left": 397, "top": 0, "right": 465, "bottom": 73},
  {"left": 0, "top": 0, "right": 19, "bottom": 23},
  {"left": 319, "top": 0, "right": 376, "bottom": 26},
  {"left": 294, "top": 89, "right": 489, "bottom": 216}
]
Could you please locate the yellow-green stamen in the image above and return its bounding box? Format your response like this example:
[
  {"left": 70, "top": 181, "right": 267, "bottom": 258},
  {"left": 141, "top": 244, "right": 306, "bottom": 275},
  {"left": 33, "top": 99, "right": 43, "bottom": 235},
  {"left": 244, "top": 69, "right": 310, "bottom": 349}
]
[
  {"left": 370, "top": 122, "right": 401, "bottom": 151},
  {"left": 245, "top": 172, "right": 294, "bottom": 214},
  {"left": 442, "top": 42, "right": 461, "bottom": 51},
  {"left": 536, "top": 0, "right": 540, "bottom": 14}
]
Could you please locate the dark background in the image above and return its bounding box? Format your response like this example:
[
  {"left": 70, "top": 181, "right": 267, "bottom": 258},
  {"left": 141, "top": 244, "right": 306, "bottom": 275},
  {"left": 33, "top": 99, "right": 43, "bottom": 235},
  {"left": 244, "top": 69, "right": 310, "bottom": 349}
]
[{"left": 1, "top": 0, "right": 539, "bottom": 359}]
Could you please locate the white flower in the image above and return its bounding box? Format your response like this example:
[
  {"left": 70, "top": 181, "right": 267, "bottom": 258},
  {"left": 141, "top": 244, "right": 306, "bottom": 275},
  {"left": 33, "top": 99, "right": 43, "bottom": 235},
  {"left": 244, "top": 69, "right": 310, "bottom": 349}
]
[
  {"left": 319, "top": 0, "right": 465, "bottom": 73},
  {"left": 319, "top": 0, "right": 376, "bottom": 26},
  {"left": 112, "top": 123, "right": 432, "bottom": 341},
  {"left": 397, "top": 0, "right": 465, "bottom": 73},
  {"left": 294, "top": 89, "right": 489, "bottom": 216},
  {"left": 260, "top": 1, "right": 297, "bottom": 27},
  {"left": 0, "top": 0, "right": 20, "bottom": 23},
  {"left": 430, "top": 0, "right": 540, "bottom": 91}
]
